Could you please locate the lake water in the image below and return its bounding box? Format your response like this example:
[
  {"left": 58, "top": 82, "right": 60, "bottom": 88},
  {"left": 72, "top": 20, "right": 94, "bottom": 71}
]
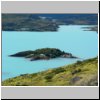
[{"left": 2, "top": 25, "right": 98, "bottom": 81}]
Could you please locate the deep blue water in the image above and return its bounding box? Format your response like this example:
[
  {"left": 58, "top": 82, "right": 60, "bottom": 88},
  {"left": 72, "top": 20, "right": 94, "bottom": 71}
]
[{"left": 2, "top": 25, "right": 98, "bottom": 80}]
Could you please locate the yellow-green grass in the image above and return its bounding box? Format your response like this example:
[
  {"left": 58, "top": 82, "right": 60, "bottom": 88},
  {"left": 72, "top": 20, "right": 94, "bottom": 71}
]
[{"left": 2, "top": 57, "right": 98, "bottom": 86}]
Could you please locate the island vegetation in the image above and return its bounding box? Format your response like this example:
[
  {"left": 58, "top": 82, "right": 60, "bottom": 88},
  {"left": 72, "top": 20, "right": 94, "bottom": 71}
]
[
  {"left": 10, "top": 48, "right": 77, "bottom": 61},
  {"left": 2, "top": 57, "right": 98, "bottom": 86}
]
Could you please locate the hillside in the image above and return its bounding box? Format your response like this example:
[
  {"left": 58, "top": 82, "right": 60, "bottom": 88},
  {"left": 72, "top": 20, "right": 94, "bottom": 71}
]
[
  {"left": 2, "top": 14, "right": 98, "bottom": 31},
  {"left": 2, "top": 57, "right": 98, "bottom": 86}
]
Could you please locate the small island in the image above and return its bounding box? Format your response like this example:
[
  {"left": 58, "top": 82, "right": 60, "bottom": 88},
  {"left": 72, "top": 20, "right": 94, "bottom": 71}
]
[
  {"left": 10, "top": 48, "right": 77, "bottom": 61},
  {"left": 88, "top": 26, "right": 98, "bottom": 33},
  {"left": 82, "top": 26, "right": 98, "bottom": 33}
]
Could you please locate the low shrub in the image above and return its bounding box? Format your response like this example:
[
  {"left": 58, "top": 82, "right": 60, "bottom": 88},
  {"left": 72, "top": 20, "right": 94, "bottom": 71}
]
[
  {"left": 44, "top": 73, "right": 54, "bottom": 82},
  {"left": 72, "top": 69, "right": 81, "bottom": 75},
  {"left": 53, "top": 67, "right": 65, "bottom": 74}
]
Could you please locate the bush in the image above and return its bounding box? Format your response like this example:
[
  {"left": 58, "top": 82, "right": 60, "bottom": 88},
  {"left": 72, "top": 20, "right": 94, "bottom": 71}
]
[
  {"left": 76, "top": 60, "right": 82, "bottom": 64},
  {"left": 72, "top": 69, "right": 81, "bottom": 75},
  {"left": 16, "top": 82, "right": 29, "bottom": 86},
  {"left": 44, "top": 74, "right": 54, "bottom": 82},
  {"left": 53, "top": 67, "right": 65, "bottom": 74}
]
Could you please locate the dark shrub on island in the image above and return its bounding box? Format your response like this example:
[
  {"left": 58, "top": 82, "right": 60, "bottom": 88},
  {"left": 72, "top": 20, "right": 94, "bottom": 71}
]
[{"left": 10, "top": 48, "right": 77, "bottom": 61}]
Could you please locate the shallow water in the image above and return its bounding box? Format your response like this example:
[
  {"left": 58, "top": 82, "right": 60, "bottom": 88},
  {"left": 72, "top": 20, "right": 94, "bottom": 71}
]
[{"left": 2, "top": 25, "right": 98, "bottom": 80}]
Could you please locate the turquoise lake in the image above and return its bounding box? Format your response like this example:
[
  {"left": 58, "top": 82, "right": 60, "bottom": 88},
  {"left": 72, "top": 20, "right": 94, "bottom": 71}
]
[{"left": 2, "top": 25, "right": 98, "bottom": 81}]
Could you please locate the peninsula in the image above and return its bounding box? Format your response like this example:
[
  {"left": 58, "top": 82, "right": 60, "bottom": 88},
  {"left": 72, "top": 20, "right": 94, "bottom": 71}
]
[{"left": 2, "top": 14, "right": 98, "bottom": 31}]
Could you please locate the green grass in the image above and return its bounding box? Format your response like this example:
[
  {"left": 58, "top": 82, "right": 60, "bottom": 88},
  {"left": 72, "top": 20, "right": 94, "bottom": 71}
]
[{"left": 2, "top": 57, "right": 98, "bottom": 86}]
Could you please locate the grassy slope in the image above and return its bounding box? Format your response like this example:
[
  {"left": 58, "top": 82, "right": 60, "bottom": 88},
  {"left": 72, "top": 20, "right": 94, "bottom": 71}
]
[{"left": 2, "top": 57, "right": 98, "bottom": 86}]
